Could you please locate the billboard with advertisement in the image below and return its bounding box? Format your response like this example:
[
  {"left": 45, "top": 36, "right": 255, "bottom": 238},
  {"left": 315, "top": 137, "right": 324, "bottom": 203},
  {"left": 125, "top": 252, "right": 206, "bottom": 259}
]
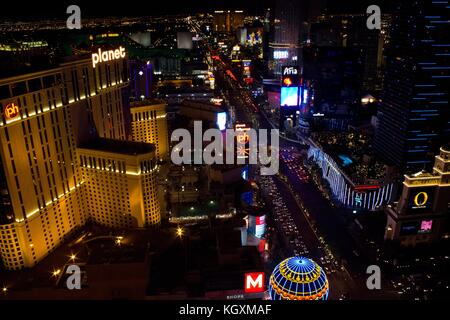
[
  {"left": 248, "top": 214, "right": 266, "bottom": 238},
  {"left": 280, "top": 87, "right": 300, "bottom": 107},
  {"left": 242, "top": 60, "right": 251, "bottom": 67},
  {"left": 419, "top": 220, "right": 433, "bottom": 233}
]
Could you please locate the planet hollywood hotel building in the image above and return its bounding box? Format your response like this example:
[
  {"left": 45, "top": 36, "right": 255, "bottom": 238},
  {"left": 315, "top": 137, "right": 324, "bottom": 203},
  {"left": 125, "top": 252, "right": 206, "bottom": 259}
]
[{"left": 0, "top": 49, "right": 160, "bottom": 270}]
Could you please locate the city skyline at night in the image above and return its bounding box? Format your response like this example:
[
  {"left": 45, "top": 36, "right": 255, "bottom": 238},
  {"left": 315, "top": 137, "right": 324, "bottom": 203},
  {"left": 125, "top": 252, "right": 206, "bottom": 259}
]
[{"left": 0, "top": 0, "right": 449, "bottom": 313}]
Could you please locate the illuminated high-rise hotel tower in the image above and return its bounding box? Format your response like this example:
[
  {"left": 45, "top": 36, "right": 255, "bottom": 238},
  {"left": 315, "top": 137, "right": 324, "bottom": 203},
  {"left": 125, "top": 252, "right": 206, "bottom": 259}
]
[
  {"left": 269, "top": 0, "right": 302, "bottom": 77},
  {"left": 374, "top": 0, "right": 450, "bottom": 172},
  {"left": 0, "top": 51, "right": 161, "bottom": 270}
]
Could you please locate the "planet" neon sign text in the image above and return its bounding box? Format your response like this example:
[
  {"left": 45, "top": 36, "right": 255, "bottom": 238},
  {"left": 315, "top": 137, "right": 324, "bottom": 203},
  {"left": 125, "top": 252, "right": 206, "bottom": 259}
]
[{"left": 92, "top": 46, "right": 126, "bottom": 68}]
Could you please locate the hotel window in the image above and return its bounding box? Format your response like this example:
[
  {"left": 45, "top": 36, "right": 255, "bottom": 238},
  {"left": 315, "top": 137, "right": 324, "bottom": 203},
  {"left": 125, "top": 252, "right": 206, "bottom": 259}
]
[
  {"left": 106, "top": 64, "right": 112, "bottom": 86},
  {"left": 28, "top": 78, "right": 42, "bottom": 92},
  {"left": 43, "top": 75, "right": 56, "bottom": 89},
  {"left": 11, "top": 81, "right": 27, "bottom": 96},
  {"left": 0, "top": 85, "right": 11, "bottom": 100}
]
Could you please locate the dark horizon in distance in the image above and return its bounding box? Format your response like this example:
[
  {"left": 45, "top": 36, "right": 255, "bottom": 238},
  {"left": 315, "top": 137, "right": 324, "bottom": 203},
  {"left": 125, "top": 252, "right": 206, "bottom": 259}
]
[{"left": 0, "top": 0, "right": 392, "bottom": 20}]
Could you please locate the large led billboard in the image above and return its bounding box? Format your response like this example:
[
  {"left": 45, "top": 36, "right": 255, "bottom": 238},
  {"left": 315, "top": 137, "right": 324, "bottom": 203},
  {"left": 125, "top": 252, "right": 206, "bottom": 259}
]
[
  {"left": 273, "top": 50, "right": 288, "bottom": 59},
  {"left": 216, "top": 112, "right": 227, "bottom": 131},
  {"left": 248, "top": 214, "right": 266, "bottom": 238},
  {"left": 280, "top": 87, "right": 299, "bottom": 107}
]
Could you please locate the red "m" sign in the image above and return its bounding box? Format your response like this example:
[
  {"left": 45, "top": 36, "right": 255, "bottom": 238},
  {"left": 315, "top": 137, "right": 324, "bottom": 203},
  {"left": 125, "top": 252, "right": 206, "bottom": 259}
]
[{"left": 244, "top": 272, "right": 265, "bottom": 293}]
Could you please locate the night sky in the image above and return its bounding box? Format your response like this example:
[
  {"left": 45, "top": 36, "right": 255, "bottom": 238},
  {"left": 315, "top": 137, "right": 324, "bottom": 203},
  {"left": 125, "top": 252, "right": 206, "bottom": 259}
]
[{"left": 0, "top": 0, "right": 392, "bottom": 19}]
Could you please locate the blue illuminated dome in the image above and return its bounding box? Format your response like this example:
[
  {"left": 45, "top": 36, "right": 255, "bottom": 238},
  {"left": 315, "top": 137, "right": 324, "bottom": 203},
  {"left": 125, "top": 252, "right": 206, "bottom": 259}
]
[{"left": 268, "top": 256, "right": 329, "bottom": 300}]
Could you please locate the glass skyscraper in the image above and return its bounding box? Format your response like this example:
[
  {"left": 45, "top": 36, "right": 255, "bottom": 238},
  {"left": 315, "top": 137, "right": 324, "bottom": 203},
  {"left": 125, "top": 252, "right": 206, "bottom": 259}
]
[{"left": 374, "top": 0, "right": 450, "bottom": 172}]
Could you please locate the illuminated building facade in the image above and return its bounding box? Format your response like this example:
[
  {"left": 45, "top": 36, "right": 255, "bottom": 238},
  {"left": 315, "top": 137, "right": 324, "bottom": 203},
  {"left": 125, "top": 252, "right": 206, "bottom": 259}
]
[
  {"left": 130, "top": 100, "right": 169, "bottom": 161},
  {"left": 129, "top": 60, "right": 153, "bottom": 101},
  {"left": 307, "top": 13, "right": 389, "bottom": 93},
  {"left": 385, "top": 147, "right": 450, "bottom": 246},
  {"left": 269, "top": 256, "right": 329, "bottom": 300},
  {"left": 269, "top": 0, "right": 301, "bottom": 77},
  {"left": 180, "top": 100, "right": 227, "bottom": 127},
  {"left": 374, "top": 0, "right": 450, "bottom": 172},
  {"left": 0, "top": 50, "right": 158, "bottom": 270},
  {"left": 78, "top": 139, "right": 161, "bottom": 228},
  {"left": 212, "top": 10, "right": 244, "bottom": 33},
  {"left": 307, "top": 141, "right": 396, "bottom": 211}
]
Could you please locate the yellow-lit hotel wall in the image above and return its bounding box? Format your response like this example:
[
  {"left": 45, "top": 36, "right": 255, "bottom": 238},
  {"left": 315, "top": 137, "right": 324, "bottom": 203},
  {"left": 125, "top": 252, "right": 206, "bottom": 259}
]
[
  {"left": 130, "top": 101, "right": 169, "bottom": 161},
  {"left": 0, "top": 55, "right": 133, "bottom": 269}
]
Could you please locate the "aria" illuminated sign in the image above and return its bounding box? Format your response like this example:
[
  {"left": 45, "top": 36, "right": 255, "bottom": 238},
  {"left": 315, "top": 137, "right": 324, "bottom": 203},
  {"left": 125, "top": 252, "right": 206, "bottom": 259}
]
[
  {"left": 92, "top": 46, "right": 126, "bottom": 68},
  {"left": 3, "top": 102, "right": 20, "bottom": 120},
  {"left": 283, "top": 66, "right": 298, "bottom": 75}
]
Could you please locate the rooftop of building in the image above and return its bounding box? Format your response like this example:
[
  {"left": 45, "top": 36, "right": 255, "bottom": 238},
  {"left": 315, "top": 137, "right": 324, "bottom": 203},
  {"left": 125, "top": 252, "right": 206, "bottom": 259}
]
[
  {"left": 310, "top": 131, "right": 390, "bottom": 184},
  {"left": 0, "top": 51, "right": 92, "bottom": 81},
  {"left": 157, "top": 85, "right": 213, "bottom": 95},
  {"left": 147, "top": 221, "right": 262, "bottom": 297},
  {"left": 405, "top": 170, "right": 438, "bottom": 180},
  {"left": 78, "top": 138, "right": 155, "bottom": 156},
  {"left": 87, "top": 242, "right": 147, "bottom": 265},
  {"left": 130, "top": 98, "right": 166, "bottom": 108},
  {"left": 181, "top": 99, "right": 225, "bottom": 112}
]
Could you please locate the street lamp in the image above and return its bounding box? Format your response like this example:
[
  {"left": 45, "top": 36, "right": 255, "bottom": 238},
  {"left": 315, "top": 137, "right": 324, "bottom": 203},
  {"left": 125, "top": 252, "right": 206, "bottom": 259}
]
[
  {"left": 176, "top": 227, "right": 183, "bottom": 237},
  {"left": 69, "top": 253, "right": 77, "bottom": 262}
]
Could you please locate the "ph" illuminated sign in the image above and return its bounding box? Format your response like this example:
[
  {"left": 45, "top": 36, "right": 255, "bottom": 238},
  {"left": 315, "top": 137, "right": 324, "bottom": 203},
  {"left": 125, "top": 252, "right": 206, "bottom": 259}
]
[
  {"left": 244, "top": 272, "right": 265, "bottom": 293},
  {"left": 92, "top": 46, "right": 126, "bottom": 68},
  {"left": 4, "top": 102, "right": 20, "bottom": 120},
  {"left": 414, "top": 192, "right": 428, "bottom": 207}
]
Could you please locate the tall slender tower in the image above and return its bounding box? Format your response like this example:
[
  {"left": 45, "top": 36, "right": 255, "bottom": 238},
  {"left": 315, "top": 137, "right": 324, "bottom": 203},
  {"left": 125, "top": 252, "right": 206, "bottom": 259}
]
[
  {"left": 374, "top": 0, "right": 450, "bottom": 172},
  {"left": 269, "top": 0, "right": 302, "bottom": 77}
]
